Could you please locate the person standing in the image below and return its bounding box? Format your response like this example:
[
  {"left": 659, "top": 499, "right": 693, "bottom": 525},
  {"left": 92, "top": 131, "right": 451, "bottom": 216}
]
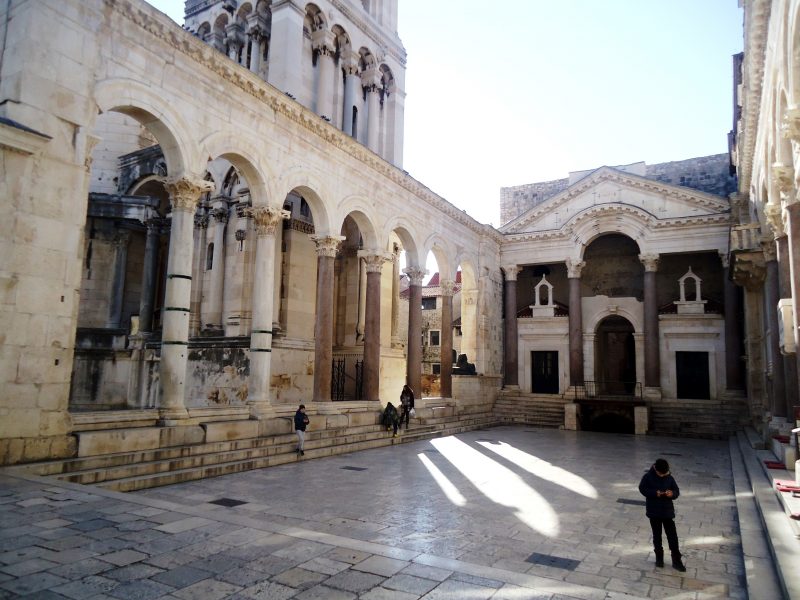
[
  {"left": 638, "top": 458, "right": 686, "bottom": 572},
  {"left": 294, "top": 404, "right": 309, "bottom": 456},
  {"left": 399, "top": 384, "right": 415, "bottom": 430}
]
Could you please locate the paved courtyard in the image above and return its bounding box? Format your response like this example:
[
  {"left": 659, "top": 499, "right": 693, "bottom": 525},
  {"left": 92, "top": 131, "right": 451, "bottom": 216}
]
[{"left": 0, "top": 427, "right": 745, "bottom": 599}]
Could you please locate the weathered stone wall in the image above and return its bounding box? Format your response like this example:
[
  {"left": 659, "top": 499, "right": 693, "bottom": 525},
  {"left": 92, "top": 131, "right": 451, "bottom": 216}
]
[
  {"left": 89, "top": 112, "right": 156, "bottom": 195},
  {"left": 500, "top": 178, "right": 569, "bottom": 225}
]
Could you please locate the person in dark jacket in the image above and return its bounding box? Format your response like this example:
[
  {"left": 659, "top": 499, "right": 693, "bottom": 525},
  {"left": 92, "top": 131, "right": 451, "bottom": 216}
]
[
  {"left": 294, "top": 404, "right": 309, "bottom": 456},
  {"left": 399, "top": 384, "right": 415, "bottom": 430},
  {"left": 382, "top": 402, "right": 400, "bottom": 437},
  {"left": 638, "top": 458, "right": 686, "bottom": 572}
]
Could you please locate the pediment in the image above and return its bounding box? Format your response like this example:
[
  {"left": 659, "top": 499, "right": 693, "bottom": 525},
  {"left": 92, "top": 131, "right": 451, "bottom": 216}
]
[{"left": 501, "top": 166, "right": 731, "bottom": 235}]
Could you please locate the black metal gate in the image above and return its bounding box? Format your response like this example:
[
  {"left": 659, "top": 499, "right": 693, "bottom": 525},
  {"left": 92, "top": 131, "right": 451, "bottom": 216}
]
[
  {"left": 354, "top": 359, "right": 363, "bottom": 400},
  {"left": 332, "top": 358, "right": 345, "bottom": 402}
]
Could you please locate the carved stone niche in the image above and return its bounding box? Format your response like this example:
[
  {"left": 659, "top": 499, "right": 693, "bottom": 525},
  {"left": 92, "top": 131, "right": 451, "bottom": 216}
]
[
  {"left": 674, "top": 267, "right": 707, "bottom": 315},
  {"left": 530, "top": 275, "right": 555, "bottom": 317}
]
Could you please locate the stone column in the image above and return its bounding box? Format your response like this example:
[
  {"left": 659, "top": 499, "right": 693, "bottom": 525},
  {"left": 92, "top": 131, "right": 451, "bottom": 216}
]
[
  {"left": 775, "top": 233, "right": 799, "bottom": 415},
  {"left": 205, "top": 200, "right": 228, "bottom": 331},
  {"left": 139, "top": 218, "right": 162, "bottom": 334},
  {"left": 363, "top": 69, "right": 381, "bottom": 153},
  {"left": 390, "top": 248, "right": 401, "bottom": 348},
  {"left": 248, "top": 31, "right": 262, "bottom": 74},
  {"left": 361, "top": 252, "right": 386, "bottom": 402},
  {"left": 356, "top": 256, "right": 367, "bottom": 343},
  {"left": 720, "top": 253, "right": 744, "bottom": 391},
  {"left": 189, "top": 212, "right": 207, "bottom": 336},
  {"left": 566, "top": 258, "right": 585, "bottom": 386},
  {"left": 640, "top": 254, "right": 661, "bottom": 391},
  {"left": 763, "top": 243, "right": 786, "bottom": 418},
  {"left": 247, "top": 207, "right": 288, "bottom": 418},
  {"left": 312, "top": 30, "right": 336, "bottom": 120},
  {"left": 225, "top": 23, "right": 244, "bottom": 63},
  {"left": 107, "top": 230, "right": 130, "bottom": 329},
  {"left": 732, "top": 250, "right": 767, "bottom": 417},
  {"left": 266, "top": 0, "right": 305, "bottom": 97},
  {"left": 341, "top": 53, "right": 360, "bottom": 136},
  {"left": 404, "top": 267, "right": 426, "bottom": 397},
  {"left": 785, "top": 200, "right": 800, "bottom": 396},
  {"left": 440, "top": 279, "right": 457, "bottom": 398},
  {"left": 312, "top": 235, "right": 344, "bottom": 402},
  {"left": 160, "top": 177, "right": 214, "bottom": 424},
  {"left": 502, "top": 265, "right": 519, "bottom": 387}
]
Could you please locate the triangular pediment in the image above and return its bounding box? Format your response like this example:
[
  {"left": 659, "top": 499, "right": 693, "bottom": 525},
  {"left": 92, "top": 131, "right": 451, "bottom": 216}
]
[{"left": 501, "top": 166, "right": 731, "bottom": 235}]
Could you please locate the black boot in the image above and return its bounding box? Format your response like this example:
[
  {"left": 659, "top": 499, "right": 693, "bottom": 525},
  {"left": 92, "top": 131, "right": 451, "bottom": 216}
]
[
  {"left": 671, "top": 554, "right": 686, "bottom": 572},
  {"left": 654, "top": 549, "right": 664, "bottom": 568}
]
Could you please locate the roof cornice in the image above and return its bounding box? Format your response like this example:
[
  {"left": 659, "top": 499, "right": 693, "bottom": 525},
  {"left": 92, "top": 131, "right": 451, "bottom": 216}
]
[{"left": 738, "top": 0, "right": 771, "bottom": 194}]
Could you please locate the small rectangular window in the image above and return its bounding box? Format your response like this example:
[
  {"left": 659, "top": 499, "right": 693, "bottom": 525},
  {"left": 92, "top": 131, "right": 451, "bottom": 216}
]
[
  {"left": 422, "top": 297, "right": 436, "bottom": 310},
  {"left": 429, "top": 330, "right": 440, "bottom": 346},
  {"left": 432, "top": 363, "right": 441, "bottom": 375}
]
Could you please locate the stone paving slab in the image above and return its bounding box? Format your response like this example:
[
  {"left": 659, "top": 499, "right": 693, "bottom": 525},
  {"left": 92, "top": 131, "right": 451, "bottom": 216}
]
[{"left": 0, "top": 427, "right": 752, "bottom": 599}]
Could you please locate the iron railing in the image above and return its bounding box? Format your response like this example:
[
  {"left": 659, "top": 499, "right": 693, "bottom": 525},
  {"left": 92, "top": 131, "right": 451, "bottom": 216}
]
[{"left": 574, "top": 381, "right": 642, "bottom": 402}]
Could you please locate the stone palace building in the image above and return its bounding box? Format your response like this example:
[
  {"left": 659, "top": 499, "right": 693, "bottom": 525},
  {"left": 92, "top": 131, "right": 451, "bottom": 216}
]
[{"left": 0, "top": 0, "right": 798, "bottom": 472}]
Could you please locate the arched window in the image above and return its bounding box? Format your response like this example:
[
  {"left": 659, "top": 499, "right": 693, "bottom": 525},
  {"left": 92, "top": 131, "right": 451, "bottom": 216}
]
[{"left": 206, "top": 243, "right": 214, "bottom": 270}]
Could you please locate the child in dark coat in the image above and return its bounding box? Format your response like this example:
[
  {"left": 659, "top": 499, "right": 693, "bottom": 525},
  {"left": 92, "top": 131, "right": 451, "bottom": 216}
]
[
  {"left": 638, "top": 458, "right": 686, "bottom": 572},
  {"left": 382, "top": 402, "right": 400, "bottom": 437}
]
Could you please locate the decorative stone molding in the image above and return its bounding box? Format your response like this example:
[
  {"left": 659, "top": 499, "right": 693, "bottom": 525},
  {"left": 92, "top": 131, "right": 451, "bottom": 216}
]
[
  {"left": 565, "top": 258, "right": 585, "bottom": 278},
  {"left": 210, "top": 207, "right": 229, "bottom": 224},
  {"left": 771, "top": 163, "right": 794, "bottom": 196},
  {"left": 403, "top": 267, "right": 427, "bottom": 286},
  {"left": 502, "top": 265, "right": 519, "bottom": 281},
  {"left": 764, "top": 202, "right": 785, "bottom": 238},
  {"left": 311, "top": 235, "right": 345, "bottom": 257},
  {"left": 440, "top": 280, "right": 458, "bottom": 297},
  {"left": 639, "top": 254, "right": 660, "bottom": 272},
  {"left": 165, "top": 177, "right": 214, "bottom": 212},
  {"left": 248, "top": 206, "right": 289, "bottom": 236},
  {"left": 311, "top": 29, "right": 336, "bottom": 55}
]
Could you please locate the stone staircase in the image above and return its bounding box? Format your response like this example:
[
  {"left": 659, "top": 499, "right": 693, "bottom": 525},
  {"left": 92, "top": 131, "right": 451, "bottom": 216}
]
[
  {"left": 648, "top": 397, "right": 750, "bottom": 439},
  {"left": 17, "top": 407, "right": 497, "bottom": 492},
  {"left": 492, "top": 391, "right": 568, "bottom": 429}
]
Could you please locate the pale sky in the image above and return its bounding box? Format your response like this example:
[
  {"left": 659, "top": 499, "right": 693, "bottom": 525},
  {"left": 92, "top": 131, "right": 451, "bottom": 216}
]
[{"left": 147, "top": 0, "right": 743, "bottom": 227}]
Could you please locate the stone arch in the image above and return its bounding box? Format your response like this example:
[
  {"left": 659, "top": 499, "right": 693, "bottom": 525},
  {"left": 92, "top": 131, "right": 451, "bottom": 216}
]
[
  {"left": 382, "top": 217, "right": 421, "bottom": 267},
  {"left": 304, "top": 3, "right": 326, "bottom": 32},
  {"left": 275, "top": 168, "right": 332, "bottom": 234},
  {"left": 335, "top": 202, "right": 379, "bottom": 250},
  {"left": 422, "top": 235, "right": 453, "bottom": 279},
  {"left": 94, "top": 78, "right": 198, "bottom": 178},
  {"left": 585, "top": 306, "right": 643, "bottom": 335},
  {"left": 788, "top": 3, "right": 800, "bottom": 105},
  {"left": 569, "top": 206, "right": 649, "bottom": 256},
  {"left": 198, "top": 131, "right": 274, "bottom": 208}
]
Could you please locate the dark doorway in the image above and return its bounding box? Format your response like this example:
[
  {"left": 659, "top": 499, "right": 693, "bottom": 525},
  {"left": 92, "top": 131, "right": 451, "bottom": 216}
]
[
  {"left": 595, "top": 316, "right": 636, "bottom": 394},
  {"left": 532, "top": 351, "right": 559, "bottom": 394},
  {"left": 675, "top": 351, "right": 710, "bottom": 399}
]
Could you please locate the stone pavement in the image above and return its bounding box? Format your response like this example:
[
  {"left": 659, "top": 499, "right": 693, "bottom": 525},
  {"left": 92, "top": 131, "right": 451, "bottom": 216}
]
[{"left": 0, "top": 427, "right": 747, "bottom": 599}]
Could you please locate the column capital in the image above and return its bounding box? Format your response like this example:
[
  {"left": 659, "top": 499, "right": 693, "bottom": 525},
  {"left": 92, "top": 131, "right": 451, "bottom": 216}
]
[
  {"left": 248, "top": 206, "right": 289, "bottom": 236},
  {"left": 342, "top": 51, "right": 360, "bottom": 75},
  {"left": 440, "top": 280, "right": 458, "bottom": 297},
  {"left": 771, "top": 162, "right": 795, "bottom": 197},
  {"left": 502, "top": 265, "right": 519, "bottom": 281},
  {"left": 780, "top": 105, "right": 800, "bottom": 140},
  {"left": 210, "top": 207, "right": 229, "bottom": 224},
  {"left": 165, "top": 177, "right": 214, "bottom": 212},
  {"left": 764, "top": 202, "right": 785, "bottom": 238},
  {"left": 639, "top": 253, "right": 660, "bottom": 272},
  {"left": 311, "top": 29, "right": 336, "bottom": 55},
  {"left": 225, "top": 22, "right": 245, "bottom": 48},
  {"left": 361, "top": 68, "right": 380, "bottom": 91},
  {"left": 565, "top": 258, "right": 586, "bottom": 278},
  {"left": 731, "top": 252, "right": 766, "bottom": 291},
  {"left": 403, "top": 267, "right": 427, "bottom": 286},
  {"left": 311, "top": 235, "right": 345, "bottom": 257},
  {"left": 358, "top": 251, "right": 390, "bottom": 273},
  {"left": 194, "top": 212, "right": 209, "bottom": 229}
]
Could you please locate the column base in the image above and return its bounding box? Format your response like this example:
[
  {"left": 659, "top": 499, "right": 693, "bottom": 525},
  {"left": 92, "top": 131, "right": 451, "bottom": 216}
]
[
  {"left": 643, "top": 386, "right": 662, "bottom": 401},
  {"left": 247, "top": 402, "right": 276, "bottom": 420},
  {"left": 158, "top": 407, "right": 190, "bottom": 426}
]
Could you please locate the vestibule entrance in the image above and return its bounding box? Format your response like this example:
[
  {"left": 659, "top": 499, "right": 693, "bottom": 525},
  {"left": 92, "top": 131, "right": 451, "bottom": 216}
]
[{"left": 595, "top": 315, "right": 636, "bottom": 394}]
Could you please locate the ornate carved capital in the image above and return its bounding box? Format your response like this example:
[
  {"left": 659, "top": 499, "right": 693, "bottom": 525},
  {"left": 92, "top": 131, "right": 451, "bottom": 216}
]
[
  {"left": 193, "top": 212, "right": 209, "bottom": 229},
  {"left": 639, "top": 253, "right": 660, "bottom": 272},
  {"left": 211, "top": 207, "right": 229, "bottom": 224},
  {"left": 403, "top": 267, "right": 427, "bottom": 286},
  {"left": 764, "top": 202, "right": 785, "bottom": 238},
  {"left": 311, "top": 235, "right": 345, "bottom": 257},
  {"left": 731, "top": 251, "right": 766, "bottom": 291},
  {"left": 771, "top": 163, "right": 794, "bottom": 197},
  {"left": 780, "top": 105, "right": 800, "bottom": 140},
  {"left": 502, "top": 265, "right": 519, "bottom": 281},
  {"left": 360, "top": 252, "right": 389, "bottom": 274},
  {"left": 565, "top": 258, "right": 586, "bottom": 278},
  {"left": 165, "top": 177, "right": 214, "bottom": 212},
  {"left": 248, "top": 206, "right": 289, "bottom": 237},
  {"left": 440, "top": 280, "right": 458, "bottom": 297}
]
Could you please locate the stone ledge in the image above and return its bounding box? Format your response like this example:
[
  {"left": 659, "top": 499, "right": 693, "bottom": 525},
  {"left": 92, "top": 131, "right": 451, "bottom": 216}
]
[
  {"left": 0, "top": 435, "right": 76, "bottom": 465},
  {"left": 202, "top": 420, "right": 260, "bottom": 442}
]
